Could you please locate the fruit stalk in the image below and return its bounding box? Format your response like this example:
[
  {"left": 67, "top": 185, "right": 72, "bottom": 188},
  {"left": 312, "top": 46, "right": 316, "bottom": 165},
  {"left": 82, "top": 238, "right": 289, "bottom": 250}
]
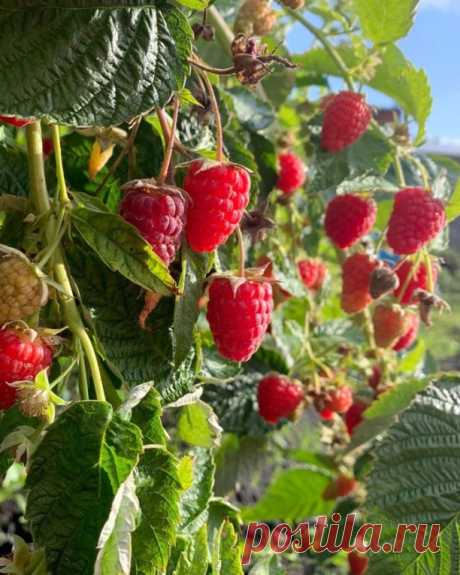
[
  {"left": 26, "top": 121, "right": 105, "bottom": 402},
  {"left": 158, "top": 96, "right": 180, "bottom": 185},
  {"left": 285, "top": 7, "right": 354, "bottom": 91},
  {"left": 198, "top": 65, "right": 224, "bottom": 162}
]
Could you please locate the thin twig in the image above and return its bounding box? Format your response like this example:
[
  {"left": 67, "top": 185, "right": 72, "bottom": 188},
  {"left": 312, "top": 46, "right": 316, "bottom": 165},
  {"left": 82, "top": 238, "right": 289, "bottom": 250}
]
[{"left": 157, "top": 97, "right": 180, "bottom": 185}]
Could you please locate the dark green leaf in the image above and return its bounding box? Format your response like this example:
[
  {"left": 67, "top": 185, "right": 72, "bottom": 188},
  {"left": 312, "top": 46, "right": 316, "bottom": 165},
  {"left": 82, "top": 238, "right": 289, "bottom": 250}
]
[
  {"left": 366, "top": 374, "right": 460, "bottom": 573},
  {"left": 72, "top": 207, "right": 176, "bottom": 294},
  {"left": 353, "top": 0, "right": 418, "bottom": 44},
  {"left": 174, "top": 248, "right": 209, "bottom": 367},
  {"left": 225, "top": 87, "right": 275, "bottom": 132},
  {"left": 127, "top": 387, "right": 182, "bottom": 575},
  {"left": 25, "top": 401, "right": 142, "bottom": 575},
  {"left": 69, "top": 248, "right": 194, "bottom": 402},
  {"left": 0, "top": 5, "right": 192, "bottom": 126}
]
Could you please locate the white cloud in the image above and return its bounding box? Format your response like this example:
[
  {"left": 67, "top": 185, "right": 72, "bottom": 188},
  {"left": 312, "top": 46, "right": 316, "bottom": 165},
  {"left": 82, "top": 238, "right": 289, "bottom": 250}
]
[{"left": 420, "top": 0, "right": 459, "bottom": 11}]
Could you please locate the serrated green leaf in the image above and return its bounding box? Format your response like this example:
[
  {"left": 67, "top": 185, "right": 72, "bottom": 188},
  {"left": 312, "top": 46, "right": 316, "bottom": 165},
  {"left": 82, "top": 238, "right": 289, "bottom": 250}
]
[
  {"left": 364, "top": 377, "right": 429, "bottom": 420},
  {"left": 0, "top": 6, "right": 192, "bottom": 126},
  {"left": 174, "top": 248, "right": 209, "bottom": 367},
  {"left": 69, "top": 248, "right": 194, "bottom": 402},
  {"left": 25, "top": 401, "right": 143, "bottom": 575},
  {"left": 72, "top": 207, "right": 176, "bottom": 295},
  {"left": 177, "top": 401, "right": 223, "bottom": 448},
  {"left": 366, "top": 374, "right": 460, "bottom": 573},
  {"left": 241, "top": 468, "right": 334, "bottom": 522},
  {"left": 446, "top": 180, "right": 460, "bottom": 222},
  {"left": 170, "top": 525, "right": 209, "bottom": 575},
  {"left": 130, "top": 389, "right": 182, "bottom": 575},
  {"left": 212, "top": 520, "right": 243, "bottom": 575},
  {"left": 179, "top": 448, "right": 215, "bottom": 535},
  {"left": 354, "top": 0, "right": 418, "bottom": 44}
]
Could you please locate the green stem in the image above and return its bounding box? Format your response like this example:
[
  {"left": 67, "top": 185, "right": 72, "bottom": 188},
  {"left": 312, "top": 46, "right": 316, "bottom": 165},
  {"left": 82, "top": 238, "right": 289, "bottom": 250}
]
[
  {"left": 397, "top": 252, "right": 422, "bottom": 304},
  {"left": 50, "top": 124, "right": 70, "bottom": 205},
  {"left": 423, "top": 249, "right": 434, "bottom": 293},
  {"left": 286, "top": 7, "right": 354, "bottom": 91},
  {"left": 236, "top": 226, "right": 245, "bottom": 278},
  {"left": 26, "top": 121, "right": 105, "bottom": 402},
  {"left": 394, "top": 154, "right": 406, "bottom": 187},
  {"left": 158, "top": 96, "right": 180, "bottom": 185}
]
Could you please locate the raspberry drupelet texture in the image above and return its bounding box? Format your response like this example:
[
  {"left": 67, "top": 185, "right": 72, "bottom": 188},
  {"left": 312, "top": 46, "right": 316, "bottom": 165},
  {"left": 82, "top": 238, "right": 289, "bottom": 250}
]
[
  {"left": 277, "top": 151, "right": 306, "bottom": 195},
  {"left": 298, "top": 258, "right": 327, "bottom": 291},
  {"left": 387, "top": 188, "right": 446, "bottom": 255},
  {"left": 325, "top": 194, "right": 377, "bottom": 249},
  {"left": 373, "top": 304, "right": 409, "bottom": 348},
  {"left": 393, "top": 312, "right": 420, "bottom": 351},
  {"left": 0, "top": 328, "right": 53, "bottom": 410},
  {"left": 257, "top": 373, "right": 304, "bottom": 424},
  {"left": 394, "top": 259, "right": 439, "bottom": 305},
  {"left": 184, "top": 160, "right": 251, "bottom": 253},
  {"left": 320, "top": 386, "right": 353, "bottom": 419},
  {"left": 321, "top": 92, "right": 372, "bottom": 152},
  {"left": 341, "top": 253, "right": 379, "bottom": 314},
  {"left": 207, "top": 277, "right": 273, "bottom": 362},
  {"left": 0, "top": 254, "right": 47, "bottom": 324},
  {"left": 119, "top": 184, "right": 186, "bottom": 266}
]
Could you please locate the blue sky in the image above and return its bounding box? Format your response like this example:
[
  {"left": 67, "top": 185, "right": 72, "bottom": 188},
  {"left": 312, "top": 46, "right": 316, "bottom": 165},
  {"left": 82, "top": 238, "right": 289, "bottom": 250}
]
[{"left": 287, "top": 0, "right": 460, "bottom": 145}]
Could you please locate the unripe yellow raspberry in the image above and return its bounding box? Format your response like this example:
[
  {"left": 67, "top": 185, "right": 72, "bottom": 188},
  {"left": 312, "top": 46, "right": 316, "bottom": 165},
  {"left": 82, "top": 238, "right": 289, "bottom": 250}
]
[
  {"left": 234, "top": 0, "right": 276, "bottom": 37},
  {"left": 0, "top": 250, "right": 48, "bottom": 324}
]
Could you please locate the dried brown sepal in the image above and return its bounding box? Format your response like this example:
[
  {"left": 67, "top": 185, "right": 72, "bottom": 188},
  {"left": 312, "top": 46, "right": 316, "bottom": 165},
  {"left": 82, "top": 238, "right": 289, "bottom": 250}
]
[
  {"left": 370, "top": 265, "right": 400, "bottom": 299},
  {"left": 139, "top": 291, "right": 162, "bottom": 330},
  {"left": 414, "top": 289, "right": 450, "bottom": 327},
  {"left": 241, "top": 210, "right": 275, "bottom": 243},
  {"left": 231, "top": 34, "right": 296, "bottom": 86}
]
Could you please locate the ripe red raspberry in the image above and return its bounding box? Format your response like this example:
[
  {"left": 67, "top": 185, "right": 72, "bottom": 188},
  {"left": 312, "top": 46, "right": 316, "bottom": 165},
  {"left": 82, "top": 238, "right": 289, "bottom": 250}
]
[
  {"left": 345, "top": 400, "right": 367, "bottom": 435},
  {"left": 393, "top": 312, "right": 419, "bottom": 351},
  {"left": 207, "top": 276, "right": 273, "bottom": 362},
  {"left": 298, "top": 258, "right": 327, "bottom": 291},
  {"left": 0, "top": 115, "right": 32, "bottom": 128},
  {"left": 0, "top": 328, "right": 53, "bottom": 410},
  {"left": 184, "top": 160, "right": 250, "bottom": 253},
  {"left": 387, "top": 188, "right": 446, "bottom": 255},
  {"left": 373, "top": 304, "right": 409, "bottom": 348},
  {"left": 276, "top": 151, "right": 306, "bottom": 195},
  {"left": 323, "top": 475, "right": 358, "bottom": 500},
  {"left": 394, "top": 259, "right": 439, "bottom": 305},
  {"left": 341, "top": 253, "right": 379, "bottom": 314},
  {"left": 257, "top": 373, "right": 304, "bottom": 424},
  {"left": 320, "top": 386, "right": 353, "bottom": 419},
  {"left": 119, "top": 181, "right": 186, "bottom": 265},
  {"left": 348, "top": 551, "right": 369, "bottom": 575},
  {"left": 325, "top": 194, "right": 377, "bottom": 249},
  {"left": 321, "top": 92, "right": 372, "bottom": 152}
]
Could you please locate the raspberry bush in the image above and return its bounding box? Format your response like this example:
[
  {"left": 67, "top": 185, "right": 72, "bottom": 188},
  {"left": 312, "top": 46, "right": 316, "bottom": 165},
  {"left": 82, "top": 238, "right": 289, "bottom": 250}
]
[{"left": 0, "top": 2, "right": 458, "bottom": 574}]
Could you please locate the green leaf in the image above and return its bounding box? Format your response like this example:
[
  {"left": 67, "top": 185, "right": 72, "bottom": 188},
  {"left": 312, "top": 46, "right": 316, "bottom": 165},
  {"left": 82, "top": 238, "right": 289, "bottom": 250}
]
[
  {"left": 249, "top": 132, "right": 278, "bottom": 201},
  {"left": 212, "top": 520, "right": 243, "bottom": 575},
  {"left": 364, "top": 377, "right": 430, "bottom": 420},
  {"left": 169, "top": 525, "right": 209, "bottom": 575},
  {"left": 366, "top": 374, "right": 460, "bottom": 573},
  {"left": 177, "top": 401, "right": 223, "bottom": 448},
  {"left": 353, "top": 0, "right": 418, "bottom": 44},
  {"left": 446, "top": 180, "right": 460, "bottom": 222},
  {"left": 225, "top": 87, "right": 275, "bottom": 132},
  {"left": 72, "top": 207, "right": 176, "bottom": 295},
  {"left": 241, "top": 467, "right": 334, "bottom": 522},
  {"left": 94, "top": 473, "right": 140, "bottom": 575},
  {"left": 69, "top": 248, "right": 194, "bottom": 402},
  {"left": 179, "top": 448, "right": 215, "bottom": 535},
  {"left": 174, "top": 248, "right": 209, "bottom": 367},
  {"left": 0, "top": 6, "right": 192, "bottom": 126},
  {"left": 25, "top": 401, "right": 143, "bottom": 575},
  {"left": 175, "top": 0, "right": 209, "bottom": 8},
  {"left": 130, "top": 388, "right": 182, "bottom": 575}
]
